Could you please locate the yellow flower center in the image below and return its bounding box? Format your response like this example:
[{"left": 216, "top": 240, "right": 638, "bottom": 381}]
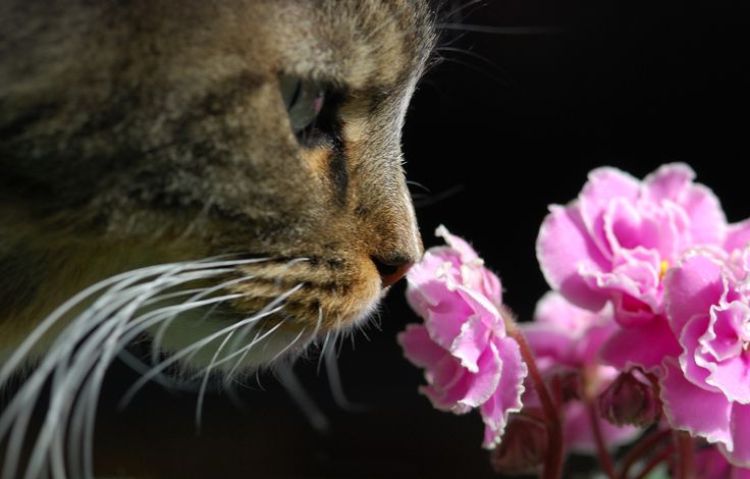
[{"left": 659, "top": 260, "right": 670, "bottom": 281}]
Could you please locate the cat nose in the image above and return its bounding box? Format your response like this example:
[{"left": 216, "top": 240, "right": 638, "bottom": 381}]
[{"left": 372, "top": 255, "right": 415, "bottom": 288}]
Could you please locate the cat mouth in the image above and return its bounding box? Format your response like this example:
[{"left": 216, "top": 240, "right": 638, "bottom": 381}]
[
  {"left": 226, "top": 254, "right": 384, "bottom": 335},
  {"left": 144, "top": 253, "right": 386, "bottom": 373}
]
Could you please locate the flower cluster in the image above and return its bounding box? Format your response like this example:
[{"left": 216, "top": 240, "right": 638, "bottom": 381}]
[{"left": 398, "top": 163, "right": 750, "bottom": 478}]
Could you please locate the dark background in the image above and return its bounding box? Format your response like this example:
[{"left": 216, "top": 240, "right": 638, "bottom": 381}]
[{"left": 89, "top": 0, "right": 750, "bottom": 477}]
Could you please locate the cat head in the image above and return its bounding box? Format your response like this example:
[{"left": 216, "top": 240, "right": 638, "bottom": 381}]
[{"left": 0, "top": 0, "right": 436, "bottom": 368}]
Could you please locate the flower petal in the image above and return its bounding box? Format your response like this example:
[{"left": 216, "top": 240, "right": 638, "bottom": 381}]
[
  {"left": 643, "top": 163, "right": 726, "bottom": 246},
  {"left": 480, "top": 337, "right": 526, "bottom": 448},
  {"left": 537, "top": 203, "right": 609, "bottom": 310},
  {"left": 601, "top": 315, "right": 680, "bottom": 371},
  {"left": 398, "top": 324, "right": 448, "bottom": 369},
  {"left": 642, "top": 163, "right": 696, "bottom": 203},
  {"left": 660, "top": 358, "right": 732, "bottom": 449},
  {"left": 723, "top": 404, "right": 750, "bottom": 468},
  {"left": 727, "top": 219, "right": 750, "bottom": 253},
  {"left": 665, "top": 253, "right": 726, "bottom": 334},
  {"left": 563, "top": 401, "right": 639, "bottom": 454},
  {"left": 578, "top": 166, "right": 640, "bottom": 253}
]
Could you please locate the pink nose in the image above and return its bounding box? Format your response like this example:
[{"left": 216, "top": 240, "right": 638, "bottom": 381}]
[{"left": 372, "top": 257, "right": 414, "bottom": 288}]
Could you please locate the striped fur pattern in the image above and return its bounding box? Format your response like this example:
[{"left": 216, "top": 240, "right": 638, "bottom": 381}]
[{"left": 0, "top": 1, "right": 436, "bottom": 477}]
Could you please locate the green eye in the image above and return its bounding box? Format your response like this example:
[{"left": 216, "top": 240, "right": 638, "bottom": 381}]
[{"left": 280, "top": 76, "right": 325, "bottom": 134}]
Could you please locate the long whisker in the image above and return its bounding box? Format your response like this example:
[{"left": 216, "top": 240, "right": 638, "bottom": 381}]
[
  {"left": 118, "top": 284, "right": 303, "bottom": 408},
  {"left": 195, "top": 330, "right": 236, "bottom": 432},
  {"left": 16, "top": 265, "right": 206, "bottom": 479},
  {"left": 149, "top": 274, "right": 257, "bottom": 365},
  {"left": 437, "top": 23, "right": 566, "bottom": 35},
  {"left": 325, "top": 344, "right": 366, "bottom": 413},
  {"left": 0, "top": 256, "right": 270, "bottom": 479},
  {"left": 211, "top": 319, "right": 284, "bottom": 383},
  {"left": 276, "top": 363, "right": 330, "bottom": 434},
  {"left": 317, "top": 331, "right": 332, "bottom": 375}
]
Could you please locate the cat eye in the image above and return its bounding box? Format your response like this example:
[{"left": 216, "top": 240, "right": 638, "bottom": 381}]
[
  {"left": 279, "top": 75, "right": 341, "bottom": 146},
  {"left": 280, "top": 76, "right": 326, "bottom": 134}
]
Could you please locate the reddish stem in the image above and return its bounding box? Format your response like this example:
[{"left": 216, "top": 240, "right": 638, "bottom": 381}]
[
  {"left": 632, "top": 445, "right": 675, "bottom": 479},
  {"left": 507, "top": 324, "right": 564, "bottom": 479},
  {"left": 673, "top": 431, "right": 695, "bottom": 479},
  {"left": 585, "top": 398, "right": 617, "bottom": 479},
  {"left": 618, "top": 429, "right": 671, "bottom": 479}
]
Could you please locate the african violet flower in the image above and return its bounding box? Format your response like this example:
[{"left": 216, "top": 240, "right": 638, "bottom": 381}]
[
  {"left": 660, "top": 248, "right": 750, "bottom": 467},
  {"left": 522, "top": 292, "right": 638, "bottom": 453},
  {"left": 537, "top": 163, "right": 727, "bottom": 323},
  {"left": 696, "top": 446, "right": 750, "bottom": 479},
  {"left": 398, "top": 226, "right": 527, "bottom": 448}
]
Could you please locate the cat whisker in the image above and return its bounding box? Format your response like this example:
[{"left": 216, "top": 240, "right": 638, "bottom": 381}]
[
  {"left": 276, "top": 363, "right": 330, "bottom": 434},
  {"left": 212, "top": 318, "right": 286, "bottom": 385},
  {"left": 435, "top": 46, "right": 511, "bottom": 86},
  {"left": 149, "top": 274, "right": 258, "bottom": 365},
  {"left": 317, "top": 330, "right": 332, "bottom": 375},
  {"left": 437, "top": 23, "right": 566, "bottom": 35},
  {"left": 324, "top": 341, "right": 365, "bottom": 413},
  {"left": 118, "top": 283, "right": 304, "bottom": 409},
  {"left": 440, "top": 0, "right": 487, "bottom": 22},
  {"left": 0, "top": 255, "right": 273, "bottom": 479},
  {"left": 5, "top": 263, "right": 233, "bottom": 479},
  {"left": 195, "top": 329, "right": 237, "bottom": 432}
]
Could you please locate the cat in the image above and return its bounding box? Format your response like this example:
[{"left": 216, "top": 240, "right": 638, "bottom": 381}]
[{"left": 0, "top": 0, "right": 437, "bottom": 477}]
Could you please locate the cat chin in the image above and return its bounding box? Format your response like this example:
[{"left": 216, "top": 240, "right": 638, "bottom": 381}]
[{"left": 148, "top": 291, "right": 383, "bottom": 375}]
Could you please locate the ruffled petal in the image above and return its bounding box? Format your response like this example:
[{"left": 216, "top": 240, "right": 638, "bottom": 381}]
[
  {"left": 601, "top": 315, "right": 680, "bottom": 371},
  {"left": 660, "top": 359, "right": 732, "bottom": 449},
  {"left": 536, "top": 203, "right": 610, "bottom": 310},
  {"left": 642, "top": 163, "right": 726, "bottom": 246},
  {"left": 480, "top": 337, "right": 526, "bottom": 448},
  {"left": 579, "top": 166, "right": 641, "bottom": 258},
  {"left": 723, "top": 404, "right": 750, "bottom": 468},
  {"left": 664, "top": 253, "right": 725, "bottom": 334},
  {"left": 727, "top": 219, "right": 750, "bottom": 254},
  {"left": 398, "top": 324, "right": 448, "bottom": 369}
]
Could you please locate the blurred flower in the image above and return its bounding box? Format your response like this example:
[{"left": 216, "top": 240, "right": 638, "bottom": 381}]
[
  {"left": 696, "top": 446, "right": 750, "bottom": 479},
  {"left": 398, "top": 226, "right": 527, "bottom": 448},
  {"left": 522, "top": 292, "right": 639, "bottom": 453}
]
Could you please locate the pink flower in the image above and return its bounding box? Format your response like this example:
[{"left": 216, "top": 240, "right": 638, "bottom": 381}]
[
  {"left": 522, "top": 292, "right": 639, "bottom": 453},
  {"left": 398, "top": 226, "right": 527, "bottom": 449},
  {"left": 660, "top": 248, "right": 750, "bottom": 466},
  {"left": 696, "top": 446, "right": 750, "bottom": 479},
  {"left": 536, "top": 163, "right": 726, "bottom": 325}
]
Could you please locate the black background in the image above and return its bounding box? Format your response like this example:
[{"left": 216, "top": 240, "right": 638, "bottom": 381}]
[{"left": 87, "top": 0, "right": 749, "bottom": 477}]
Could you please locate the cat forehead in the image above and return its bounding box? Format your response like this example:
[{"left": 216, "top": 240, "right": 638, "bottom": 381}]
[{"left": 257, "top": 0, "right": 436, "bottom": 91}]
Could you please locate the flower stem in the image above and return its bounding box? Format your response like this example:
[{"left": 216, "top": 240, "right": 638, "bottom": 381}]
[
  {"left": 673, "top": 431, "right": 695, "bottom": 479},
  {"left": 507, "top": 324, "right": 563, "bottom": 479},
  {"left": 632, "top": 444, "right": 675, "bottom": 479},
  {"left": 585, "top": 398, "right": 617, "bottom": 479},
  {"left": 618, "top": 428, "right": 671, "bottom": 479}
]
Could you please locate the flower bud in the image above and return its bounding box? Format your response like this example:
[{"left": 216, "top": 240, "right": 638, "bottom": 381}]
[
  {"left": 489, "top": 412, "right": 548, "bottom": 475},
  {"left": 598, "top": 371, "right": 659, "bottom": 427}
]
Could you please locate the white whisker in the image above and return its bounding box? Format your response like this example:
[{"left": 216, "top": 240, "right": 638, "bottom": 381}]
[
  {"left": 195, "top": 330, "right": 236, "bottom": 432},
  {"left": 324, "top": 343, "right": 365, "bottom": 413},
  {"left": 276, "top": 364, "right": 330, "bottom": 434},
  {"left": 149, "top": 274, "right": 256, "bottom": 365},
  {"left": 119, "top": 284, "right": 302, "bottom": 408},
  {"left": 209, "top": 319, "right": 285, "bottom": 383},
  {"left": 0, "top": 257, "right": 261, "bottom": 479}
]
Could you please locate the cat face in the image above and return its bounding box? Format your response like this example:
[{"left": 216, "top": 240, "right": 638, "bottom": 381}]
[{"left": 0, "top": 0, "right": 435, "bottom": 367}]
